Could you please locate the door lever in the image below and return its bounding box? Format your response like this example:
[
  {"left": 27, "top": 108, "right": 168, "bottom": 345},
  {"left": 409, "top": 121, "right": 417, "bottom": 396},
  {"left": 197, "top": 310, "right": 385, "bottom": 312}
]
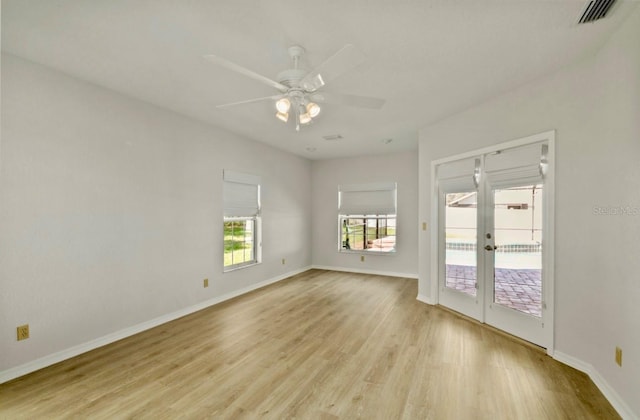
[{"left": 484, "top": 245, "right": 498, "bottom": 251}]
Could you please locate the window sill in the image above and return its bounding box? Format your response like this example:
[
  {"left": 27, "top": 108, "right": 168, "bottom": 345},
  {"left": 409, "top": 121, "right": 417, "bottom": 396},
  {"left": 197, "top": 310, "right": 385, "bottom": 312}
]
[
  {"left": 338, "top": 249, "right": 396, "bottom": 256},
  {"left": 223, "top": 261, "right": 260, "bottom": 273}
]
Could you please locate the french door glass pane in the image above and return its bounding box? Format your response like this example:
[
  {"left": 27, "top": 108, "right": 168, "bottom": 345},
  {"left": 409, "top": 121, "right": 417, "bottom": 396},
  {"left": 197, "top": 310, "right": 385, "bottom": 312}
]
[
  {"left": 445, "top": 192, "right": 477, "bottom": 297},
  {"left": 493, "top": 184, "right": 543, "bottom": 317}
]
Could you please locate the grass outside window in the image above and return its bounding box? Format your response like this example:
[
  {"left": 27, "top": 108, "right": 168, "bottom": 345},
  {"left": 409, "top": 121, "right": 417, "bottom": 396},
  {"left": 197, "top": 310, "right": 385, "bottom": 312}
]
[{"left": 224, "top": 218, "right": 257, "bottom": 270}]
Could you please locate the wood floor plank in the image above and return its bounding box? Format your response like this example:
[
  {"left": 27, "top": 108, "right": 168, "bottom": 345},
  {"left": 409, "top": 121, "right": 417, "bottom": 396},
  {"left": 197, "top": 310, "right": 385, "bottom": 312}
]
[{"left": 0, "top": 270, "right": 620, "bottom": 419}]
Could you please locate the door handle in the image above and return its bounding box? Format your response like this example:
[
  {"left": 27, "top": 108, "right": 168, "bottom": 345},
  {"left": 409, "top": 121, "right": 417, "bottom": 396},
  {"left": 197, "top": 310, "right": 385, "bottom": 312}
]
[{"left": 484, "top": 245, "right": 498, "bottom": 251}]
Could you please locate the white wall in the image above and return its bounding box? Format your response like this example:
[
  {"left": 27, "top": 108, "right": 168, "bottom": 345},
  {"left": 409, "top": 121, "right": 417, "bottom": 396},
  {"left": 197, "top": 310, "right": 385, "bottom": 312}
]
[
  {"left": 419, "top": 7, "right": 640, "bottom": 418},
  {"left": 311, "top": 152, "right": 418, "bottom": 277},
  {"left": 0, "top": 54, "right": 312, "bottom": 373}
]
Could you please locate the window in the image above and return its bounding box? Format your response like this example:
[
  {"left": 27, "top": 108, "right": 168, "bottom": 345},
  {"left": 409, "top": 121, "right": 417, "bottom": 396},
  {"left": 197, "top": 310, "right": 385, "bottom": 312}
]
[
  {"left": 224, "top": 218, "right": 257, "bottom": 269},
  {"left": 340, "top": 216, "right": 396, "bottom": 252},
  {"left": 338, "top": 182, "right": 397, "bottom": 253},
  {"left": 223, "top": 170, "right": 261, "bottom": 271}
]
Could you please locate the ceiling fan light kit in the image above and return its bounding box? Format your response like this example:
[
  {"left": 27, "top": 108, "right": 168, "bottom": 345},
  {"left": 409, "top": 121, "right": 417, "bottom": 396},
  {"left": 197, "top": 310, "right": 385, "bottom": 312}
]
[
  {"left": 274, "top": 88, "right": 321, "bottom": 129},
  {"left": 307, "top": 102, "right": 321, "bottom": 118},
  {"left": 299, "top": 109, "right": 312, "bottom": 125},
  {"left": 275, "top": 111, "right": 289, "bottom": 123},
  {"left": 204, "top": 44, "right": 385, "bottom": 132},
  {"left": 275, "top": 97, "right": 291, "bottom": 113}
]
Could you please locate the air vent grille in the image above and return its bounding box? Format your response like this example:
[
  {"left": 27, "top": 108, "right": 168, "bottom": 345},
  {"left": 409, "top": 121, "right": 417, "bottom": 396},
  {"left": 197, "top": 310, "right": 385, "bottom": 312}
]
[
  {"left": 578, "top": 0, "right": 617, "bottom": 24},
  {"left": 322, "top": 134, "right": 343, "bottom": 141}
]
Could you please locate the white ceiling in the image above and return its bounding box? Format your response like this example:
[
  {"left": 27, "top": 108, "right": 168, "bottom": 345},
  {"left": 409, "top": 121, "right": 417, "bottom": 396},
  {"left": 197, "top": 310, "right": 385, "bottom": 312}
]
[{"left": 2, "top": 0, "right": 638, "bottom": 160}]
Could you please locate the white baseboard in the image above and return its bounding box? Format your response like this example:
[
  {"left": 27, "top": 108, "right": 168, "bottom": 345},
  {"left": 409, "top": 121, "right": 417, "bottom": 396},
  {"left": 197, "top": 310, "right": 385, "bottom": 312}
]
[
  {"left": 0, "top": 266, "right": 311, "bottom": 385},
  {"left": 554, "top": 351, "right": 637, "bottom": 420},
  {"left": 416, "top": 293, "right": 436, "bottom": 305},
  {"left": 311, "top": 265, "right": 418, "bottom": 279}
]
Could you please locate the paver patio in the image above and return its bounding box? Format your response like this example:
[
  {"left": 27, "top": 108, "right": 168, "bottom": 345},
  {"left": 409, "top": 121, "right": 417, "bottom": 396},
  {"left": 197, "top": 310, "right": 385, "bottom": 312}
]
[{"left": 445, "top": 264, "right": 542, "bottom": 317}]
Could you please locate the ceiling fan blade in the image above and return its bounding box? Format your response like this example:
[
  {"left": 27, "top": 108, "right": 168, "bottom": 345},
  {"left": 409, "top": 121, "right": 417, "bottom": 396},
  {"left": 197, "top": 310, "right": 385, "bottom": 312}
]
[
  {"left": 216, "top": 94, "right": 283, "bottom": 109},
  {"left": 300, "top": 44, "right": 366, "bottom": 92},
  {"left": 203, "top": 54, "right": 288, "bottom": 92},
  {"left": 311, "top": 92, "right": 385, "bottom": 110}
]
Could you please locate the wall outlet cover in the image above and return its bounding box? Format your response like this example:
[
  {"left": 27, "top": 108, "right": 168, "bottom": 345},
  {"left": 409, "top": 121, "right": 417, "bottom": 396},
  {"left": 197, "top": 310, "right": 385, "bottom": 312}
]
[{"left": 17, "top": 324, "right": 29, "bottom": 341}]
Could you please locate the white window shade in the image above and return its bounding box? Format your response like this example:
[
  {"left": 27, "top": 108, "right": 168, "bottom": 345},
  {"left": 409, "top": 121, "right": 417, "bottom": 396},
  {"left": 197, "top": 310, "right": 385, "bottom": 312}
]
[
  {"left": 485, "top": 142, "right": 546, "bottom": 187},
  {"left": 223, "top": 170, "right": 261, "bottom": 217},
  {"left": 339, "top": 182, "right": 397, "bottom": 216},
  {"left": 436, "top": 157, "right": 480, "bottom": 192}
]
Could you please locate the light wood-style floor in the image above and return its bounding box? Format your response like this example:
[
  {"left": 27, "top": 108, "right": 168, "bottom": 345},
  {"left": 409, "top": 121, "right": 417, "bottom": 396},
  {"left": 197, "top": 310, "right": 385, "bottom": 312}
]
[{"left": 0, "top": 270, "right": 619, "bottom": 419}]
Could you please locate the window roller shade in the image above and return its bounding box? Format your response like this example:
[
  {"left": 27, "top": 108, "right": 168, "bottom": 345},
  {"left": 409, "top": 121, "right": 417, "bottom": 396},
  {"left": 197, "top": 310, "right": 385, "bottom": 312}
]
[
  {"left": 437, "top": 143, "right": 547, "bottom": 191},
  {"left": 436, "top": 157, "right": 479, "bottom": 192},
  {"left": 223, "top": 170, "right": 260, "bottom": 217},
  {"left": 339, "top": 182, "right": 397, "bottom": 215},
  {"left": 485, "top": 143, "right": 546, "bottom": 186}
]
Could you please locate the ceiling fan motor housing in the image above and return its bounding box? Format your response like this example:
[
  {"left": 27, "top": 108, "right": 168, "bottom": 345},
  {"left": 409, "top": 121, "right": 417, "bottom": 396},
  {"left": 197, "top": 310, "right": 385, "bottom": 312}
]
[{"left": 277, "top": 68, "right": 307, "bottom": 89}]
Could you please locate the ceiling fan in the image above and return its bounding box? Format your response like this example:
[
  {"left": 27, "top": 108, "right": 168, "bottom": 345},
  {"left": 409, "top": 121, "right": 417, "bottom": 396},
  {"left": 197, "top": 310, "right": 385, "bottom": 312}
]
[{"left": 203, "top": 44, "right": 385, "bottom": 131}]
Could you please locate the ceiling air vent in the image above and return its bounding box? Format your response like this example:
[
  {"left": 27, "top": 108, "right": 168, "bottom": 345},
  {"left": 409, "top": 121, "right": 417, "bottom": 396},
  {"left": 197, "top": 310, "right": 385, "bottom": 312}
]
[
  {"left": 322, "top": 134, "right": 343, "bottom": 141},
  {"left": 578, "top": 0, "right": 617, "bottom": 24}
]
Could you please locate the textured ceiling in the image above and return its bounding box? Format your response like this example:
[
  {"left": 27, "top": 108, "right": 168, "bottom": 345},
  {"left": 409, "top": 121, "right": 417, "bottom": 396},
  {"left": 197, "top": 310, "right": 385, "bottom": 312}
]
[{"left": 2, "top": 0, "right": 638, "bottom": 159}]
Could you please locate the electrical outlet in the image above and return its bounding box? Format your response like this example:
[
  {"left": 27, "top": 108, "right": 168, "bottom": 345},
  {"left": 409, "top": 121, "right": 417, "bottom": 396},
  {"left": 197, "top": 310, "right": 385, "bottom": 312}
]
[
  {"left": 203, "top": 278, "right": 209, "bottom": 288},
  {"left": 360, "top": 255, "right": 365, "bottom": 262},
  {"left": 615, "top": 347, "right": 622, "bottom": 367},
  {"left": 281, "top": 258, "right": 286, "bottom": 265},
  {"left": 17, "top": 324, "right": 29, "bottom": 341}
]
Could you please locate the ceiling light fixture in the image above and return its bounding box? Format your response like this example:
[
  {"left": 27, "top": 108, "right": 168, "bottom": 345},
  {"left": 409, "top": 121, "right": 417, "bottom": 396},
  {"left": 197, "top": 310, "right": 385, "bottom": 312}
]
[
  {"left": 307, "top": 102, "right": 321, "bottom": 118},
  {"left": 274, "top": 96, "right": 320, "bottom": 128},
  {"left": 205, "top": 44, "right": 386, "bottom": 132},
  {"left": 276, "top": 97, "right": 291, "bottom": 113},
  {"left": 299, "top": 111, "right": 312, "bottom": 125},
  {"left": 275, "top": 111, "right": 289, "bottom": 122}
]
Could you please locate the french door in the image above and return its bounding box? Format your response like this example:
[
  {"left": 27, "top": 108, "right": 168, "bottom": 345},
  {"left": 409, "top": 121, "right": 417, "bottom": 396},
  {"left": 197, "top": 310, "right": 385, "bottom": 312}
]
[{"left": 436, "top": 135, "right": 554, "bottom": 349}]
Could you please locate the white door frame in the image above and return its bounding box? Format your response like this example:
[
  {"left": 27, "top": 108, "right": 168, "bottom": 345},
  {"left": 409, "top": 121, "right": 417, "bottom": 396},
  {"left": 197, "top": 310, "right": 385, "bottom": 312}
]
[{"left": 429, "top": 130, "right": 555, "bottom": 355}]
